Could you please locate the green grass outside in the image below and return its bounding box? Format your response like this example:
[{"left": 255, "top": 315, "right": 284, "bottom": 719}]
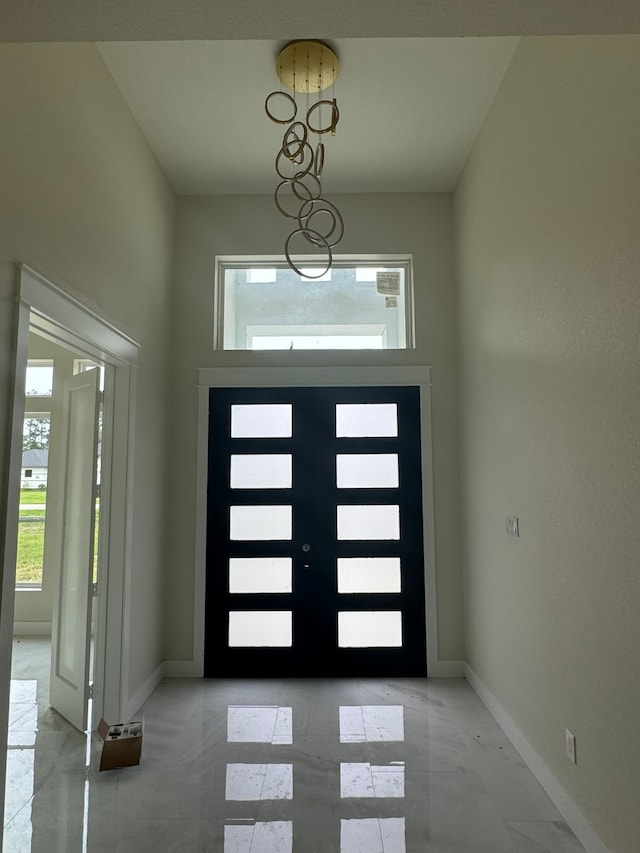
[
  {"left": 15, "top": 504, "right": 100, "bottom": 586},
  {"left": 16, "top": 521, "right": 45, "bottom": 585},
  {"left": 20, "top": 489, "right": 47, "bottom": 505},
  {"left": 19, "top": 490, "right": 47, "bottom": 522}
]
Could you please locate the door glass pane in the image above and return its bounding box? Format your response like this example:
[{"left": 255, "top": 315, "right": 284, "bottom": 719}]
[
  {"left": 230, "top": 506, "right": 292, "bottom": 540},
  {"left": 338, "top": 558, "right": 401, "bottom": 593},
  {"left": 335, "top": 403, "right": 398, "bottom": 437},
  {"left": 231, "top": 404, "right": 292, "bottom": 438},
  {"left": 337, "top": 505, "right": 400, "bottom": 540},
  {"left": 229, "top": 558, "right": 292, "bottom": 593},
  {"left": 228, "top": 611, "right": 293, "bottom": 647},
  {"left": 230, "top": 455, "right": 292, "bottom": 489},
  {"left": 338, "top": 611, "right": 402, "bottom": 647},
  {"left": 336, "top": 454, "right": 399, "bottom": 488}
]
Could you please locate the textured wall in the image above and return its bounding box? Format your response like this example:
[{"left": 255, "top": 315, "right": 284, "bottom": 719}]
[
  {"left": 166, "top": 193, "right": 463, "bottom": 664},
  {"left": 456, "top": 36, "right": 640, "bottom": 853},
  {"left": 0, "top": 44, "right": 175, "bottom": 704}
]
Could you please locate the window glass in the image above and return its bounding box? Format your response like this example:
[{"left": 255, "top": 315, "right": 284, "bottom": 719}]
[
  {"left": 229, "top": 558, "right": 292, "bottom": 593},
  {"left": 18, "top": 414, "right": 51, "bottom": 589},
  {"left": 230, "top": 506, "right": 292, "bottom": 541},
  {"left": 337, "top": 505, "right": 400, "bottom": 540},
  {"left": 231, "top": 405, "right": 292, "bottom": 438},
  {"left": 230, "top": 455, "right": 292, "bottom": 489},
  {"left": 338, "top": 612, "right": 403, "bottom": 647},
  {"left": 24, "top": 362, "right": 53, "bottom": 397},
  {"left": 336, "top": 454, "right": 399, "bottom": 488},
  {"left": 228, "top": 612, "right": 293, "bottom": 647},
  {"left": 335, "top": 404, "right": 398, "bottom": 437},
  {"left": 217, "top": 259, "right": 412, "bottom": 350},
  {"left": 338, "top": 558, "right": 401, "bottom": 594}
]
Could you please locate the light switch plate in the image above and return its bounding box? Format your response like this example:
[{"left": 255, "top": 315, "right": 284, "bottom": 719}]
[
  {"left": 505, "top": 516, "right": 520, "bottom": 537},
  {"left": 566, "top": 729, "right": 577, "bottom": 763}
]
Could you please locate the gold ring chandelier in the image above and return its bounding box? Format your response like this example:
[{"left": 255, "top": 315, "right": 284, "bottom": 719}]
[{"left": 265, "top": 40, "right": 343, "bottom": 278}]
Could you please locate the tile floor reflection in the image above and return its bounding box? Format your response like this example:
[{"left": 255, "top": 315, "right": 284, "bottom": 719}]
[
  {"left": 4, "top": 638, "right": 589, "bottom": 852},
  {"left": 340, "top": 763, "right": 405, "bottom": 798},
  {"left": 227, "top": 706, "right": 293, "bottom": 745}
]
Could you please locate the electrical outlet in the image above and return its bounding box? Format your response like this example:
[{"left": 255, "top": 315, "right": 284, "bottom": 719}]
[
  {"left": 566, "top": 729, "right": 577, "bottom": 763},
  {"left": 505, "top": 515, "right": 520, "bottom": 537}
]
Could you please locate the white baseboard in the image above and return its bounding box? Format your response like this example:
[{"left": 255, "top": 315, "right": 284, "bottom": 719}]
[
  {"left": 161, "top": 658, "right": 461, "bottom": 678},
  {"left": 464, "top": 664, "right": 611, "bottom": 853},
  {"left": 163, "top": 659, "right": 204, "bottom": 678},
  {"left": 162, "top": 658, "right": 461, "bottom": 679},
  {"left": 428, "top": 658, "right": 465, "bottom": 677},
  {"left": 124, "top": 662, "right": 165, "bottom": 720},
  {"left": 13, "top": 622, "right": 51, "bottom": 636}
]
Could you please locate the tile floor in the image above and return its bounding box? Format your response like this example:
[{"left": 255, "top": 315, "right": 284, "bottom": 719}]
[{"left": 4, "top": 637, "right": 588, "bottom": 852}]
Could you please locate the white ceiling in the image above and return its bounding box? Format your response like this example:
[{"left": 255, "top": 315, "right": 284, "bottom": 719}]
[
  {"left": 98, "top": 38, "right": 519, "bottom": 195},
  {"left": 4, "top": 0, "right": 639, "bottom": 42}
]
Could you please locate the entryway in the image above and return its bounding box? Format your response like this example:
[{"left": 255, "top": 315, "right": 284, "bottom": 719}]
[
  {"left": 205, "top": 385, "right": 427, "bottom": 677},
  {"left": 1, "top": 265, "right": 139, "bottom": 837}
]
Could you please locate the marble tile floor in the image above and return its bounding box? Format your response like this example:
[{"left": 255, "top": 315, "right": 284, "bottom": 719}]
[{"left": 4, "top": 638, "right": 588, "bottom": 853}]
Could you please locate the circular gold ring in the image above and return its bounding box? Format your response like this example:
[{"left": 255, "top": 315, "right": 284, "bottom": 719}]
[
  {"left": 292, "top": 173, "right": 322, "bottom": 201},
  {"left": 298, "top": 198, "right": 344, "bottom": 247},
  {"left": 265, "top": 91, "right": 297, "bottom": 125},
  {"left": 276, "top": 143, "right": 314, "bottom": 180},
  {"left": 285, "top": 228, "right": 332, "bottom": 278},
  {"left": 274, "top": 179, "right": 313, "bottom": 220},
  {"left": 306, "top": 99, "right": 340, "bottom": 135},
  {"left": 282, "top": 122, "right": 308, "bottom": 160},
  {"left": 313, "top": 143, "right": 325, "bottom": 177}
]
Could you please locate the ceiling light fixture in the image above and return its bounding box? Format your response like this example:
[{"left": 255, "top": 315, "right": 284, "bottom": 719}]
[{"left": 265, "top": 40, "right": 343, "bottom": 278}]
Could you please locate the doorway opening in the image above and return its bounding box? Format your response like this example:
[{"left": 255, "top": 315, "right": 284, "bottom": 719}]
[
  {"left": 13, "top": 331, "right": 105, "bottom": 727},
  {"left": 1, "top": 265, "right": 139, "bottom": 840}
]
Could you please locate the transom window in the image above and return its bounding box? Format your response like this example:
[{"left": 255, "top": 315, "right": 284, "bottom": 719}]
[{"left": 215, "top": 257, "right": 414, "bottom": 350}]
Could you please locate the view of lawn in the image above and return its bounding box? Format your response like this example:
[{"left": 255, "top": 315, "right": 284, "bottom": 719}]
[
  {"left": 16, "top": 521, "right": 45, "bottom": 585},
  {"left": 17, "top": 490, "right": 48, "bottom": 585},
  {"left": 15, "top": 491, "right": 100, "bottom": 586},
  {"left": 20, "top": 488, "right": 47, "bottom": 505}
]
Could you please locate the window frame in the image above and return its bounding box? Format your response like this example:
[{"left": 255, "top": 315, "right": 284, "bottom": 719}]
[{"left": 214, "top": 255, "right": 415, "bottom": 351}]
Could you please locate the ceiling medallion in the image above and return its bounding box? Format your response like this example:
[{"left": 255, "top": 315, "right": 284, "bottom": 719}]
[{"left": 265, "top": 40, "right": 343, "bottom": 278}]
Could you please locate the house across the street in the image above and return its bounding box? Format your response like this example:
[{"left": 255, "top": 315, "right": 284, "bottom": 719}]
[{"left": 20, "top": 449, "right": 48, "bottom": 490}]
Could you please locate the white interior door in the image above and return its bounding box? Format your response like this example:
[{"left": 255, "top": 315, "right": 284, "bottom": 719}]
[{"left": 49, "top": 368, "right": 100, "bottom": 731}]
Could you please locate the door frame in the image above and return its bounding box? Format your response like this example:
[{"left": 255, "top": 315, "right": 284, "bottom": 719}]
[
  {"left": 1, "top": 265, "right": 138, "bottom": 752},
  {"left": 192, "top": 365, "right": 444, "bottom": 677}
]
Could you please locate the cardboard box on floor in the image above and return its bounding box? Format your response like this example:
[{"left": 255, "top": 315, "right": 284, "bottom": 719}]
[{"left": 97, "top": 719, "right": 143, "bottom": 771}]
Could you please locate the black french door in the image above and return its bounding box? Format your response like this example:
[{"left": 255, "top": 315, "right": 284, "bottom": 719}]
[{"left": 204, "top": 386, "right": 426, "bottom": 677}]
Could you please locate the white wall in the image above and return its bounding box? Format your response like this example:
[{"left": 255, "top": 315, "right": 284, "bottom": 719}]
[
  {"left": 456, "top": 36, "right": 640, "bottom": 853},
  {"left": 0, "top": 44, "right": 175, "bottom": 710},
  {"left": 166, "top": 193, "right": 463, "bottom": 665}
]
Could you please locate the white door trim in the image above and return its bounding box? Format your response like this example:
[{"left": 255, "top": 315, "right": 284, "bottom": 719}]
[
  {"left": 2, "top": 265, "right": 139, "bottom": 727},
  {"left": 178, "top": 365, "right": 446, "bottom": 677}
]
